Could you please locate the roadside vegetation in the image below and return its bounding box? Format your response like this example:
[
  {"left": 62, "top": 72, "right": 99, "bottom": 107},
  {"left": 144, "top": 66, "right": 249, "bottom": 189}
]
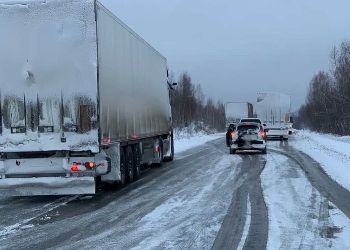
[
  {"left": 170, "top": 72, "right": 226, "bottom": 132},
  {"left": 297, "top": 41, "right": 350, "bottom": 135}
]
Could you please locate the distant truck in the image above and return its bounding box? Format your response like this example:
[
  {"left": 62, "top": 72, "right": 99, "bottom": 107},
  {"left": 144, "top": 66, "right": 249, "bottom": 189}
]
[
  {"left": 255, "top": 92, "right": 292, "bottom": 140},
  {"left": 225, "top": 102, "right": 254, "bottom": 126},
  {"left": 0, "top": 0, "right": 174, "bottom": 196}
]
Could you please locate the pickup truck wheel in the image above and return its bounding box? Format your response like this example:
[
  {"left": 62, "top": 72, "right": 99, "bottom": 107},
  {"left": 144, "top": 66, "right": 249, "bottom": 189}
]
[
  {"left": 126, "top": 146, "right": 134, "bottom": 183},
  {"left": 119, "top": 148, "right": 127, "bottom": 187},
  {"left": 262, "top": 147, "right": 267, "bottom": 154},
  {"left": 229, "top": 148, "right": 236, "bottom": 154},
  {"left": 133, "top": 145, "right": 141, "bottom": 180}
]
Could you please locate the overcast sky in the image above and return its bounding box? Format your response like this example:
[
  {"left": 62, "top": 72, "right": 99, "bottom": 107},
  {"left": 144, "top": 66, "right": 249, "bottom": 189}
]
[{"left": 100, "top": 0, "right": 350, "bottom": 110}]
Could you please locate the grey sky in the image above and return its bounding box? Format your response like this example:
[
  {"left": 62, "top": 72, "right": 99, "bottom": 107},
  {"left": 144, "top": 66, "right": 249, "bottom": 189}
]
[{"left": 100, "top": 0, "right": 350, "bottom": 110}]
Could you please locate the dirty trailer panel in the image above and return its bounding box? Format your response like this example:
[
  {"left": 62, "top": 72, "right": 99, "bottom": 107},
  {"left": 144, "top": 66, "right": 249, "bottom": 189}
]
[
  {"left": 0, "top": 0, "right": 99, "bottom": 153},
  {"left": 96, "top": 2, "right": 171, "bottom": 142}
]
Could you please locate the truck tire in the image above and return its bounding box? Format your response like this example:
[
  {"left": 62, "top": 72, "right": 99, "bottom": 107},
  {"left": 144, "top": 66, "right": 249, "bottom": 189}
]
[
  {"left": 126, "top": 146, "right": 134, "bottom": 183},
  {"left": 119, "top": 147, "right": 127, "bottom": 187},
  {"left": 262, "top": 147, "right": 267, "bottom": 154},
  {"left": 133, "top": 144, "right": 141, "bottom": 180},
  {"left": 229, "top": 148, "right": 236, "bottom": 154}
]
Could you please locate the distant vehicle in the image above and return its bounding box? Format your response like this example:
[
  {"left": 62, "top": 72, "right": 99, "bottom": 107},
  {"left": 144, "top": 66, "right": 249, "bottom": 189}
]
[
  {"left": 264, "top": 127, "right": 289, "bottom": 140},
  {"left": 225, "top": 102, "right": 254, "bottom": 126},
  {"left": 0, "top": 0, "right": 174, "bottom": 196},
  {"left": 229, "top": 122, "right": 267, "bottom": 154},
  {"left": 226, "top": 123, "right": 236, "bottom": 147},
  {"left": 255, "top": 92, "right": 292, "bottom": 141}
]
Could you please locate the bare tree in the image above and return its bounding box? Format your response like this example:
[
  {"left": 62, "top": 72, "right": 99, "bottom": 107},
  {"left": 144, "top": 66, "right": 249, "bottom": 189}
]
[
  {"left": 297, "top": 41, "right": 350, "bottom": 135},
  {"left": 170, "top": 72, "right": 225, "bottom": 132}
]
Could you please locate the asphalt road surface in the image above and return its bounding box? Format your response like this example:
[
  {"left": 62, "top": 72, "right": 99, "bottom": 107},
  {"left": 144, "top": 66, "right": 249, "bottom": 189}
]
[{"left": 0, "top": 137, "right": 349, "bottom": 250}]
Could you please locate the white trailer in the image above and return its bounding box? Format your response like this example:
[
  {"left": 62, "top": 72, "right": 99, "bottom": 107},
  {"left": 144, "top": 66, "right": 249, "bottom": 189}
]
[
  {"left": 255, "top": 92, "right": 291, "bottom": 140},
  {"left": 225, "top": 102, "right": 253, "bottom": 126},
  {"left": 0, "top": 0, "right": 174, "bottom": 196}
]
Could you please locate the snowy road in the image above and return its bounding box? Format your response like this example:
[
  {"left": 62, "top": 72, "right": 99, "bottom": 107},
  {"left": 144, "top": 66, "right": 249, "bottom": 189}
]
[{"left": 1, "top": 136, "right": 350, "bottom": 249}]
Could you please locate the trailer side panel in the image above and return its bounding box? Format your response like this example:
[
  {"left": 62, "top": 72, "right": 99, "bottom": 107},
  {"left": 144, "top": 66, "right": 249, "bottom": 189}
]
[
  {"left": 0, "top": 0, "right": 99, "bottom": 153},
  {"left": 96, "top": 2, "right": 171, "bottom": 142}
]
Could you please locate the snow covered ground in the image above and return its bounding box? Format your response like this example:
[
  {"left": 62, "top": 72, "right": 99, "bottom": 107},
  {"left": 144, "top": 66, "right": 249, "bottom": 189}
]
[
  {"left": 290, "top": 130, "right": 350, "bottom": 192},
  {"left": 262, "top": 153, "right": 350, "bottom": 250},
  {"left": 174, "top": 129, "right": 224, "bottom": 154}
]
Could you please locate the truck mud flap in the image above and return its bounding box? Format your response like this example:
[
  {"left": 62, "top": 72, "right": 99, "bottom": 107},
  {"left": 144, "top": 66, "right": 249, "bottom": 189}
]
[{"left": 0, "top": 177, "right": 96, "bottom": 196}]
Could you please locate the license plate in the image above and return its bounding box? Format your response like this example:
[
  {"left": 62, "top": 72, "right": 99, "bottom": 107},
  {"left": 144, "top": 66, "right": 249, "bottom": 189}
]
[{"left": 242, "top": 135, "right": 256, "bottom": 140}]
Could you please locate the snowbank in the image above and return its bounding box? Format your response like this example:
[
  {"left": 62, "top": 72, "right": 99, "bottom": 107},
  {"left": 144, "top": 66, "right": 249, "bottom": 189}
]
[
  {"left": 174, "top": 127, "right": 223, "bottom": 154},
  {"left": 291, "top": 130, "right": 350, "bottom": 192}
]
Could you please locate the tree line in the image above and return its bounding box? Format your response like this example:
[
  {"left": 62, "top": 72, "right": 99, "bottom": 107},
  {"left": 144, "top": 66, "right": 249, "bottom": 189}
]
[
  {"left": 170, "top": 72, "right": 226, "bottom": 131},
  {"left": 297, "top": 41, "right": 350, "bottom": 135}
]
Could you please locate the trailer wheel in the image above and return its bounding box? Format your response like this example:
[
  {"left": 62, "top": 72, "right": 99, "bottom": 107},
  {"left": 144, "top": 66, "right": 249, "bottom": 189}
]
[
  {"left": 119, "top": 147, "right": 127, "bottom": 187},
  {"left": 133, "top": 144, "right": 141, "bottom": 180},
  {"left": 126, "top": 146, "right": 134, "bottom": 183}
]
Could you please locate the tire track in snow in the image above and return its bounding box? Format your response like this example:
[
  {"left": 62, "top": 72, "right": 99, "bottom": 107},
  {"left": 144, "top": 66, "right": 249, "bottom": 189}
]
[
  {"left": 212, "top": 154, "right": 268, "bottom": 250},
  {"left": 269, "top": 146, "right": 350, "bottom": 219}
]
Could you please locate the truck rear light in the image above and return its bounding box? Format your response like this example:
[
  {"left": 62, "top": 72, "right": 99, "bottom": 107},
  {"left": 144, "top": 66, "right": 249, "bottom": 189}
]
[
  {"left": 154, "top": 146, "right": 160, "bottom": 153},
  {"left": 71, "top": 163, "right": 80, "bottom": 172},
  {"left": 230, "top": 131, "right": 236, "bottom": 137},
  {"left": 85, "top": 161, "right": 96, "bottom": 169},
  {"left": 259, "top": 130, "right": 266, "bottom": 139}
]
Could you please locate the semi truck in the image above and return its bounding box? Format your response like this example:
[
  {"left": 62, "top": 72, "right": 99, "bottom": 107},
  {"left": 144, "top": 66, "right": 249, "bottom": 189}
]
[
  {"left": 225, "top": 102, "right": 253, "bottom": 126},
  {"left": 0, "top": 0, "right": 174, "bottom": 196},
  {"left": 255, "top": 92, "right": 292, "bottom": 140}
]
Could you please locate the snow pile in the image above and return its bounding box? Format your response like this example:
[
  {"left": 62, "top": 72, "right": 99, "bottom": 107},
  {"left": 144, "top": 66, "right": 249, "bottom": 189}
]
[
  {"left": 174, "top": 126, "right": 224, "bottom": 154},
  {"left": 291, "top": 130, "right": 350, "bottom": 191}
]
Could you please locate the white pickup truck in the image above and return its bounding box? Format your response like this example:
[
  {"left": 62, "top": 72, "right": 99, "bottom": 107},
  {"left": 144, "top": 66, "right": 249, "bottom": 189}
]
[{"left": 264, "top": 125, "right": 289, "bottom": 140}]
